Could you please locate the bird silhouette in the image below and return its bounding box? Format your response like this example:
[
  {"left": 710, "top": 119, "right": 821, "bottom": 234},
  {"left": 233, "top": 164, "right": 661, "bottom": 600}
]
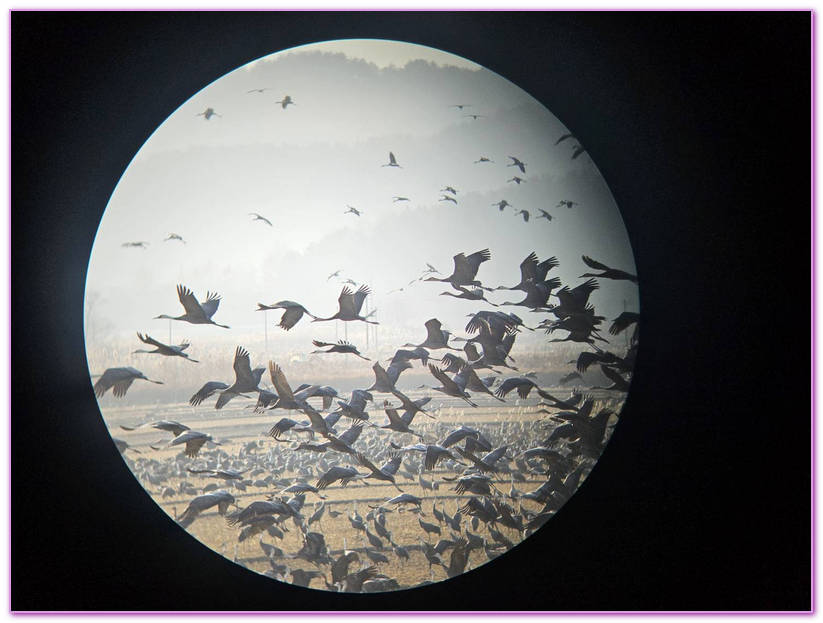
[
  {"left": 155, "top": 284, "right": 229, "bottom": 328},
  {"left": 580, "top": 255, "right": 638, "bottom": 283},
  {"left": 507, "top": 156, "right": 527, "bottom": 174},
  {"left": 256, "top": 300, "right": 316, "bottom": 331},
  {"left": 197, "top": 107, "right": 221, "bottom": 120},
  {"left": 133, "top": 332, "right": 198, "bottom": 363},
  {"left": 312, "top": 285, "right": 378, "bottom": 324},
  {"left": 311, "top": 339, "right": 370, "bottom": 361},
  {"left": 276, "top": 95, "right": 294, "bottom": 109},
  {"left": 93, "top": 367, "right": 163, "bottom": 398},
  {"left": 382, "top": 152, "right": 401, "bottom": 168},
  {"left": 249, "top": 213, "right": 273, "bottom": 226}
]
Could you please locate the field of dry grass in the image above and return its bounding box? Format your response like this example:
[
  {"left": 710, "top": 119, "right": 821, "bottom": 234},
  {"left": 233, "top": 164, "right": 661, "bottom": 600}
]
[{"left": 105, "top": 389, "right": 624, "bottom": 591}]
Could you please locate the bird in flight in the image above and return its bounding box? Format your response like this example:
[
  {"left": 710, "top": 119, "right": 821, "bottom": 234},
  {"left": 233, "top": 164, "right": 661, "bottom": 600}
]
[
  {"left": 508, "top": 177, "right": 525, "bottom": 185},
  {"left": 536, "top": 209, "right": 553, "bottom": 221},
  {"left": 276, "top": 95, "right": 294, "bottom": 108},
  {"left": 571, "top": 143, "right": 587, "bottom": 159},
  {"left": 164, "top": 233, "right": 186, "bottom": 243},
  {"left": 392, "top": 196, "right": 410, "bottom": 202},
  {"left": 197, "top": 107, "right": 221, "bottom": 120},
  {"left": 155, "top": 284, "right": 230, "bottom": 329},
  {"left": 463, "top": 114, "right": 485, "bottom": 120},
  {"left": 474, "top": 156, "right": 494, "bottom": 164},
  {"left": 311, "top": 340, "right": 370, "bottom": 361},
  {"left": 121, "top": 241, "right": 149, "bottom": 249},
  {"left": 492, "top": 200, "right": 511, "bottom": 212},
  {"left": 555, "top": 132, "right": 575, "bottom": 145},
  {"left": 249, "top": 213, "right": 273, "bottom": 226},
  {"left": 557, "top": 200, "right": 578, "bottom": 209},
  {"left": 93, "top": 367, "right": 163, "bottom": 398},
  {"left": 382, "top": 152, "right": 402, "bottom": 168},
  {"left": 345, "top": 206, "right": 362, "bottom": 216},
  {"left": 439, "top": 195, "right": 457, "bottom": 204},
  {"left": 450, "top": 104, "right": 471, "bottom": 110},
  {"left": 507, "top": 156, "right": 527, "bottom": 174},
  {"left": 327, "top": 270, "right": 342, "bottom": 281},
  {"left": 133, "top": 332, "right": 198, "bottom": 363},
  {"left": 247, "top": 87, "right": 272, "bottom": 94},
  {"left": 256, "top": 300, "right": 316, "bottom": 331},
  {"left": 440, "top": 186, "right": 457, "bottom": 195},
  {"left": 580, "top": 255, "right": 639, "bottom": 283},
  {"left": 514, "top": 209, "right": 530, "bottom": 223}
]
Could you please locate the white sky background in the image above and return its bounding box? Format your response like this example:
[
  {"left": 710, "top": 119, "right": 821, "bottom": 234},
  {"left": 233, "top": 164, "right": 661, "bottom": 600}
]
[{"left": 86, "top": 39, "right": 638, "bottom": 372}]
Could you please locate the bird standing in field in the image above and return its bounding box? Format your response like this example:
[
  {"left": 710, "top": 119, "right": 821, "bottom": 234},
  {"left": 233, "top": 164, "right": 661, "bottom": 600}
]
[
  {"left": 155, "top": 284, "right": 229, "bottom": 328},
  {"left": 133, "top": 332, "right": 198, "bottom": 363},
  {"left": 93, "top": 367, "right": 163, "bottom": 398}
]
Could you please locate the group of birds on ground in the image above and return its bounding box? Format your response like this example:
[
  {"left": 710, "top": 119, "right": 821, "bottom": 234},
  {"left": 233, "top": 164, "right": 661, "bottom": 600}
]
[{"left": 96, "top": 83, "right": 637, "bottom": 591}]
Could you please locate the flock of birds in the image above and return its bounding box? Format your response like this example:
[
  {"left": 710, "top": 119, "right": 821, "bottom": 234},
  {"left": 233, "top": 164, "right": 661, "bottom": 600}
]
[{"left": 98, "top": 91, "right": 638, "bottom": 593}]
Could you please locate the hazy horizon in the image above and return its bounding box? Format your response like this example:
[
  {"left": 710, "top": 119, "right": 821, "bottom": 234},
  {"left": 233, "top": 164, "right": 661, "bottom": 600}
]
[{"left": 85, "top": 40, "right": 638, "bottom": 393}]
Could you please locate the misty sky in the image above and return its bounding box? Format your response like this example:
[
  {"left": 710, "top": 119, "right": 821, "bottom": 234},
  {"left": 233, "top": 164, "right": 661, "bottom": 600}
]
[{"left": 86, "top": 39, "right": 638, "bottom": 369}]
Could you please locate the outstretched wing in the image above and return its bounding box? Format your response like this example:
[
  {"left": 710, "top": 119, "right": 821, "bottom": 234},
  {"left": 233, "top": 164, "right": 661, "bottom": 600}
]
[
  {"left": 428, "top": 364, "right": 459, "bottom": 394},
  {"left": 609, "top": 311, "right": 640, "bottom": 336},
  {"left": 200, "top": 291, "right": 222, "bottom": 320},
  {"left": 379, "top": 454, "right": 402, "bottom": 476},
  {"left": 350, "top": 285, "right": 371, "bottom": 316},
  {"left": 280, "top": 307, "right": 306, "bottom": 330},
  {"left": 581, "top": 255, "right": 612, "bottom": 272},
  {"left": 189, "top": 381, "right": 228, "bottom": 406},
  {"left": 312, "top": 339, "right": 334, "bottom": 349},
  {"left": 268, "top": 362, "right": 295, "bottom": 402},
  {"left": 136, "top": 332, "right": 166, "bottom": 348},
  {"left": 601, "top": 365, "right": 629, "bottom": 389},
  {"left": 355, "top": 451, "right": 380, "bottom": 474},
  {"left": 339, "top": 423, "right": 364, "bottom": 447},
  {"left": 452, "top": 249, "right": 490, "bottom": 283},
  {"left": 424, "top": 318, "right": 443, "bottom": 343},
  {"left": 518, "top": 252, "right": 539, "bottom": 283},
  {"left": 176, "top": 284, "right": 206, "bottom": 318},
  {"left": 232, "top": 346, "right": 257, "bottom": 387}
]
